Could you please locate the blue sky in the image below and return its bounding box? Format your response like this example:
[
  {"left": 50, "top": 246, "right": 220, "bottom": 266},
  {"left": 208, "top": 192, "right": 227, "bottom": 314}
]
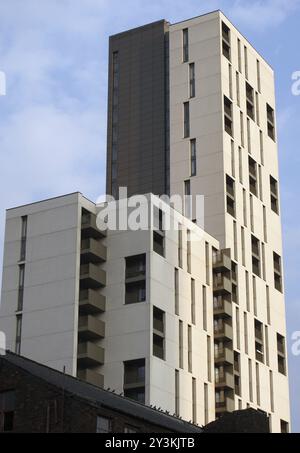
[{"left": 0, "top": 0, "right": 299, "bottom": 432}]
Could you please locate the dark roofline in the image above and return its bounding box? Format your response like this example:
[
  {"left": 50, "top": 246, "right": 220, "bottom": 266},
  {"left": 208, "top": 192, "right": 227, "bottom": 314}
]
[{"left": 1, "top": 351, "right": 202, "bottom": 433}]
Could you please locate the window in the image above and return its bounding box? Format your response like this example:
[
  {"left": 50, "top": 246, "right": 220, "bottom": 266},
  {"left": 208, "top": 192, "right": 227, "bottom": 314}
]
[
  {"left": 257, "top": 60, "right": 261, "bottom": 93},
  {"left": 202, "top": 286, "right": 207, "bottom": 331},
  {"left": 237, "top": 38, "right": 242, "bottom": 72},
  {"left": 191, "top": 279, "right": 195, "bottom": 325},
  {"left": 269, "top": 371, "right": 274, "bottom": 412},
  {"left": 229, "top": 64, "right": 233, "bottom": 99},
  {"left": 277, "top": 334, "right": 286, "bottom": 375},
  {"left": 179, "top": 320, "right": 184, "bottom": 369},
  {"left": 207, "top": 335, "right": 211, "bottom": 382},
  {"left": 244, "top": 312, "right": 249, "bottom": 354},
  {"left": 255, "top": 92, "right": 260, "bottom": 126},
  {"left": 247, "top": 118, "right": 251, "bottom": 153},
  {"left": 20, "top": 216, "right": 27, "bottom": 261},
  {"left": 153, "top": 307, "right": 165, "bottom": 360},
  {"left": 205, "top": 242, "right": 210, "bottom": 285},
  {"left": 254, "top": 319, "right": 264, "bottom": 363},
  {"left": 175, "top": 370, "right": 180, "bottom": 416},
  {"left": 249, "top": 156, "right": 258, "bottom": 196},
  {"left": 251, "top": 235, "right": 261, "bottom": 277},
  {"left": 15, "top": 314, "right": 22, "bottom": 355},
  {"left": 231, "top": 140, "right": 235, "bottom": 177},
  {"left": 222, "top": 22, "right": 231, "bottom": 61},
  {"left": 187, "top": 230, "right": 191, "bottom": 273},
  {"left": 246, "top": 82, "right": 255, "bottom": 121},
  {"left": 0, "top": 390, "right": 16, "bottom": 432},
  {"left": 182, "top": 29, "right": 189, "bottom": 63},
  {"left": 183, "top": 102, "right": 190, "bottom": 138},
  {"left": 184, "top": 180, "right": 191, "bottom": 218},
  {"left": 236, "top": 72, "right": 240, "bottom": 106},
  {"left": 224, "top": 96, "right": 233, "bottom": 136},
  {"left": 238, "top": 146, "right": 243, "bottom": 183},
  {"left": 204, "top": 383, "right": 209, "bottom": 425},
  {"left": 235, "top": 307, "right": 240, "bottom": 350},
  {"left": 248, "top": 358, "right": 253, "bottom": 402},
  {"left": 96, "top": 416, "right": 111, "bottom": 433},
  {"left": 244, "top": 46, "right": 248, "bottom": 79},
  {"left": 178, "top": 226, "right": 183, "bottom": 268},
  {"left": 232, "top": 262, "right": 238, "bottom": 304},
  {"left": 270, "top": 176, "right": 279, "bottom": 214},
  {"left": 260, "top": 130, "right": 264, "bottom": 165},
  {"left": 125, "top": 254, "right": 146, "bottom": 304},
  {"left": 190, "top": 139, "right": 197, "bottom": 176},
  {"left": 18, "top": 264, "right": 25, "bottom": 311},
  {"left": 189, "top": 63, "right": 195, "bottom": 98},
  {"left": 240, "top": 111, "right": 244, "bottom": 147},
  {"left": 188, "top": 325, "right": 192, "bottom": 373},
  {"left": 280, "top": 420, "right": 289, "bottom": 434},
  {"left": 153, "top": 231, "right": 165, "bottom": 257},
  {"left": 192, "top": 378, "right": 197, "bottom": 424},
  {"left": 267, "top": 104, "right": 275, "bottom": 141},
  {"left": 124, "top": 359, "right": 145, "bottom": 403},
  {"left": 273, "top": 252, "right": 282, "bottom": 292},
  {"left": 175, "top": 268, "right": 179, "bottom": 315},
  {"left": 226, "top": 175, "right": 235, "bottom": 217},
  {"left": 256, "top": 363, "right": 260, "bottom": 406}
]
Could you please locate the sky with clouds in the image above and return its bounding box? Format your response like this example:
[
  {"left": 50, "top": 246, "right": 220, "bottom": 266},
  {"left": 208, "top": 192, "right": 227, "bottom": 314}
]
[{"left": 0, "top": 0, "right": 299, "bottom": 431}]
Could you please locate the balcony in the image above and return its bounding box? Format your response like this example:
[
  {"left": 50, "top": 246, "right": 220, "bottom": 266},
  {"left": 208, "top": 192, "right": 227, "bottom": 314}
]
[
  {"left": 78, "top": 315, "right": 105, "bottom": 341},
  {"left": 214, "top": 323, "right": 233, "bottom": 341},
  {"left": 214, "top": 347, "right": 234, "bottom": 365},
  {"left": 77, "top": 341, "right": 105, "bottom": 368},
  {"left": 80, "top": 263, "right": 106, "bottom": 288},
  {"left": 213, "top": 250, "right": 231, "bottom": 272},
  {"left": 213, "top": 298, "right": 232, "bottom": 318},
  {"left": 216, "top": 396, "right": 235, "bottom": 415},
  {"left": 79, "top": 289, "right": 106, "bottom": 315},
  {"left": 81, "top": 238, "right": 107, "bottom": 264},
  {"left": 81, "top": 212, "right": 106, "bottom": 239},
  {"left": 215, "top": 371, "right": 234, "bottom": 389},
  {"left": 213, "top": 275, "right": 232, "bottom": 295},
  {"left": 77, "top": 368, "right": 104, "bottom": 388}
]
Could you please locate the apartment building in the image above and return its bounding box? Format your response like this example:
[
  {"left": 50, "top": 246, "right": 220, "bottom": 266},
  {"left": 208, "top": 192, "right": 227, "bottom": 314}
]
[
  {"left": 0, "top": 10, "right": 290, "bottom": 433},
  {"left": 105, "top": 11, "right": 290, "bottom": 432},
  {"left": 0, "top": 192, "right": 219, "bottom": 426}
]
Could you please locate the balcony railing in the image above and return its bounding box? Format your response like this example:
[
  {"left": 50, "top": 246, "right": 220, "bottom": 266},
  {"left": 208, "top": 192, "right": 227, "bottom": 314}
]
[
  {"left": 77, "top": 341, "right": 105, "bottom": 367},
  {"left": 78, "top": 315, "right": 105, "bottom": 341},
  {"left": 79, "top": 289, "right": 106, "bottom": 314},
  {"left": 77, "top": 368, "right": 104, "bottom": 388},
  {"left": 81, "top": 212, "right": 106, "bottom": 239},
  {"left": 213, "top": 275, "right": 232, "bottom": 294},
  {"left": 213, "top": 298, "right": 232, "bottom": 317},
  {"left": 81, "top": 238, "right": 107, "bottom": 263},
  {"left": 215, "top": 371, "right": 234, "bottom": 389},
  {"left": 214, "top": 322, "right": 233, "bottom": 341},
  {"left": 80, "top": 263, "right": 106, "bottom": 288},
  {"left": 214, "top": 347, "right": 234, "bottom": 364}
]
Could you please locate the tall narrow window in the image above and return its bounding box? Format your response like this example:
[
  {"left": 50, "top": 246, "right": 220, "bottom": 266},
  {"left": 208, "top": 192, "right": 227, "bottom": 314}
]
[
  {"left": 277, "top": 334, "right": 286, "bottom": 375},
  {"left": 125, "top": 254, "right": 146, "bottom": 304},
  {"left": 252, "top": 235, "right": 261, "bottom": 277},
  {"left": 248, "top": 358, "right": 253, "bottom": 402},
  {"left": 233, "top": 220, "right": 238, "bottom": 261},
  {"left": 226, "top": 175, "right": 236, "bottom": 218},
  {"left": 189, "top": 63, "right": 195, "bottom": 98},
  {"left": 229, "top": 64, "right": 233, "bottom": 99},
  {"left": 258, "top": 165, "right": 263, "bottom": 201},
  {"left": 238, "top": 146, "right": 243, "bottom": 183},
  {"left": 245, "top": 271, "right": 250, "bottom": 312},
  {"left": 204, "top": 383, "right": 209, "bottom": 425},
  {"left": 20, "top": 216, "right": 27, "bottom": 261},
  {"left": 182, "top": 29, "right": 189, "bottom": 63},
  {"left": 260, "top": 130, "right": 264, "bottom": 165},
  {"left": 236, "top": 71, "right": 240, "bottom": 106},
  {"left": 247, "top": 118, "right": 251, "bottom": 153},
  {"left": 184, "top": 180, "right": 191, "bottom": 218},
  {"left": 222, "top": 22, "right": 231, "bottom": 61},
  {"left": 15, "top": 314, "right": 22, "bottom": 355},
  {"left": 267, "top": 104, "right": 275, "bottom": 141},
  {"left": 263, "top": 205, "right": 268, "bottom": 242},
  {"left": 240, "top": 111, "right": 244, "bottom": 147},
  {"left": 269, "top": 371, "right": 274, "bottom": 412},
  {"left": 253, "top": 276, "right": 257, "bottom": 316},
  {"left": 205, "top": 242, "right": 210, "bottom": 285},
  {"left": 250, "top": 194, "right": 254, "bottom": 231},
  {"left": 17, "top": 264, "right": 25, "bottom": 311},
  {"left": 270, "top": 176, "right": 279, "bottom": 214},
  {"left": 0, "top": 390, "right": 16, "bottom": 432},
  {"left": 178, "top": 225, "right": 183, "bottom": 268},
  {"left": 224, "top": 96, "right": 233, "bottom": 136},
  {"left": 153, "top": 307, "right": 165, "bottom": 360},
  {"left": 187, "top": 230, "right": 191, "bottom": 273},
  {"left": 175, "top": 269, "right": 179, "bottom": 315},
  {"left": 255, "top": 319, "right": 264, "bottom": 363},
  {"left": 191, "top": 278, "right": 196, "bottom": 325},
  {"left": 96, "top": 416, "right": 111, "bottom": 433},
  {"left": 175, "top": 370, "right": 180, "bottom": 416},
  {"left": 179, "top": 320, "right": 184, "bottom": 369},
  {"left": 280, "top": 420, "right": 289, "bottom": 434},
  {"left": 266, "top": 285, "right": 271, "bottom": 325},
  {"left": 202, "top": 286, "right": 207, "bottom": 331},
  {"left": 188, "top": 325, "right": 193, "bottom": 373},
  {"left": 241, "top": 227, "right": 245, "bottom": 266},
  {"left": 261, "top": 243, "right": 266, "bottom": 281},
  {"left": 190, "top": 139, "right": 197, "bottom": 176},
  {"left": 244, "top": 312, "right": 249, "bottom": 354},
  {"left": 153, "top": 207, "right": 165, "bottom": 257},
  {"left": 192, "top": 378, "right": 197, "bottom": 424},
  {"left": 257, "top": 60, "right": 261, "bottom": 93},
  {"left": 246, "top": 82, "right": 255, "bottom": 121},
  {"left": 243, "top": 189, "right": 247, "bottom": 227},
  {"left": 244, "top": 46, "right": 248, "bottom": 79},
  {"left": 207, "top": 335, "right": 212, "bottom": 382},
  {"left": 236, "top": 307, "right": 240, "bottom": 350},
  {"left": 256, "top": 363, "right": 261, "bottom": 406},
  {"left": 237, "top": 38, "right": 242, "bottom": 72},
  {"left": 273, "top": 252, "right": 282, "bottom": 292},
  {"left": 265, "top": 325, "right": 270, "bottom": 366},
  {"left": 183, "top": 102, "right": 190, "bottom": 138},
  {"left": 249, "top": 156, "right": 258, "bottom": 196},
  {"left": 231, "top": 140, "right": 235, "bottom": 177},
  {"left": 256, "top": 92, "right": 260, "bottom": 126}
]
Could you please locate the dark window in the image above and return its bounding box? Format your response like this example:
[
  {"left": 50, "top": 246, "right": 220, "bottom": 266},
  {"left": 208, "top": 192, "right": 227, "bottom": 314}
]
[
  {"left": 249, "top": 156, "right": 258, "bottom": 196},
  {"left": 153, "top": 306, "right": 165, "bottom": 360},
  {"left": 267, "top": 104, "right": 275, "bottom": 141},
  {"left": 184, "top": 102, "right": 190, "bottom": 138},
  {"left": 246, "top": 82, "right": 255, "bottom": 121},
  {"left": 277, "top": 334, "right": 286, "bottom": 375},
  {"left": 273, "top": 252, "right": 282, "bottom": 292},
  {"left": 189, "top": 63, "right": 195, "bottom": 98},
  {"left": 251, "top": 235, "right": 261, "bottom": 277},
  {"left": 190, "top": 139, "right": 197, "bottom": 176},
  {"left": 183, "top": 29, "right": 189, "bottom": 62},
  {"left": 20, "top": 216, "right": 27, "bottom": 261},
  {"left": 124, "top": 359, "right": 145, "bottom": 403},
  {"left": 125, "top": 254, "right": 146, "bottom": 304},
  {"left": 0, "top": 390, "right": 16, "bottom": 432},
  {"left": 226, "top": 175, "right": 235, "bottom": 217},
  {"left": 222, "top": 22, "right": 231, "bottom": 61},
  {"left": 224, "top": 96, "right": 233, "bottom": 136},
  {"left": 280, "top": 420, "right": 289, "bottom": 433},
  {"left": 270, "top": 176, "right": 279, "bottom": 214},
  {"left": 254, "top": 319, "right": 264, "bottom": 363},
  {"left": 15, "top": 315, "right": 22, "bottom": 355}
]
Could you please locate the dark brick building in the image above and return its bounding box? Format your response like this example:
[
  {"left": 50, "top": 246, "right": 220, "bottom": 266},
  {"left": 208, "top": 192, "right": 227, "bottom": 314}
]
[{"left": 0, "top": 352, "right": 269, "bottom": 433}]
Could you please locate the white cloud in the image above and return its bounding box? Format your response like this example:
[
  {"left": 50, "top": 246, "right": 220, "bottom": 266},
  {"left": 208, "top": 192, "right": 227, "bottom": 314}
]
[{"left": 229, "top": 0, "right": 300, "bottom": 29}]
